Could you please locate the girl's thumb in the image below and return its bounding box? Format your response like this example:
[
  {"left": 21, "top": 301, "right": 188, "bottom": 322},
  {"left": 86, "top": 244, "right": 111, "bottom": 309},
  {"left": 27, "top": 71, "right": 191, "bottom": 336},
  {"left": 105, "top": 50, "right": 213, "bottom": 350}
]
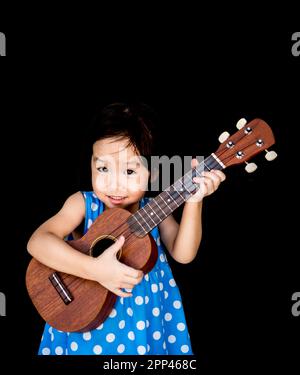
[{"left": 109, "top": 235, "right": 125, "bottom": 254}]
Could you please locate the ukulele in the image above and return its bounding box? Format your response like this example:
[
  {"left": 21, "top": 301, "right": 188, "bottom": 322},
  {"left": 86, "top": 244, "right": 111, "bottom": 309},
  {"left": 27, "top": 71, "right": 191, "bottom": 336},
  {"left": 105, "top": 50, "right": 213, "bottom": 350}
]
[{"left": 26, "top": 118, "right": 276, "bottom": 332}]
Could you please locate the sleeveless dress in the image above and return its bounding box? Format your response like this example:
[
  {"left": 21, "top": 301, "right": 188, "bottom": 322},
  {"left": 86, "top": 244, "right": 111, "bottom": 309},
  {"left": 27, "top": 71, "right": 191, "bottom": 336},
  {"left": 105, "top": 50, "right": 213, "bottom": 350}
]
[{"left": 38, "top": 192, "right": 193, "bottom": 355}]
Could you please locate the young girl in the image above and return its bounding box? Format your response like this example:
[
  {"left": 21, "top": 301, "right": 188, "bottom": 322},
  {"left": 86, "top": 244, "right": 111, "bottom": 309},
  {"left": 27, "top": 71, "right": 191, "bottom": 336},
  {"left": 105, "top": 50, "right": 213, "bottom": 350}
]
[{"left": 27, "top": 103, "right": 225, "bottom": 355}]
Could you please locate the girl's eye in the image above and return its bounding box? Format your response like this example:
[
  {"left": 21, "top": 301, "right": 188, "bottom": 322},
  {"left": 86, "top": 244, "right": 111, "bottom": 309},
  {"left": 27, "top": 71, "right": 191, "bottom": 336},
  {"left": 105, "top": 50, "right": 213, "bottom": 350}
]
[
  {"left": 126, "top": 169, "right": 136, "bottom": 175},
  {"left": 97, "top": 166, "right": 108, "bottom": 173}
]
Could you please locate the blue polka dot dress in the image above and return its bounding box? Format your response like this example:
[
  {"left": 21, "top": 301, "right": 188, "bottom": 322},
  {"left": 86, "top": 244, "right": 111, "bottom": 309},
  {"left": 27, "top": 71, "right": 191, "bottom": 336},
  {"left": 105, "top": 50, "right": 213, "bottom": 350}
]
[{"left": 38, "top": 192, "right": 193, "bottom": 355}]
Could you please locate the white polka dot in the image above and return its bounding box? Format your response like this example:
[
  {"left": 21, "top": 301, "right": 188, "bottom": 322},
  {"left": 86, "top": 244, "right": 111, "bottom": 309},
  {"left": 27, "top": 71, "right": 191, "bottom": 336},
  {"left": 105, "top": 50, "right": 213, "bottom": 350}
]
[
  {"left": 136, "top": 320, "right": 146, "bottom": 330},
  {"left": 109, "top": 308, "right": 117, "bottom": 318},
  {"left": 173, "top": 300, "right": 182, "bottom": 309},
  {"left": 152, "top": 307, "right": 160, "bottom": 317},
  {"left": 83, "top": 332, "right": 91, "bottom": 341},
  {"left": 120, "top": 297, "right": 124, "bottom": 304},
  {"left": 91, "top": 202, "right": 98, "bottom": 211},
  {"left": 70, "top": 342, "right": 78, "bottom": 351},
  {"left": 127, "top": 307, "right": 133, "bottom": 316},
  {"left": 164, "top": 291, "right": 168, "bottom": 299},
  {"left": 92, "top": 193, "right": 97, "bottom": 198},
  {"left": 177, "top": 322, "right": 186, "bottom": 331},
  {"left": 137, "top": 345, "right": 146, "bottom": 355},
  {"left": 163, "top": 341, "right": 166, "bottom": 350},
  {"left": 151, "top": 283, "right": 158, "bottom": 293},
  {"left": 147, "top": 344, "right": 151, "bottom": 352},
  {"left": 50, "top": 333, "right": 55, "bottom": 342},
  {"left": 41, "top": 335, "right": 44, "bottom": 341},
  {"left": 160, "top": 254, "right": 165, "bottom": 262},
  {"left": 48, "top": 327, "right": 53, "bottom": 334},
  {"left": 42, "top": 347, "right": 50, "bottom": 355},
  {"left": 145, "top": 296, "right": 149, "bottom": 304},
  {"left": 135, "top": 296, "right": 144, "bottom": 305},
  {"left": 168, "top": 335, "right": 176, "bottom": 343},
  {"left": 144, "top": 274, "right": 149, "bottom": 281},
  {"left": 164, "top": 312, "right": 172, "bottom": 321},
  {"left": 87, "top": 218, "right": 93, "bottom": 228},
  {"left": 55, "top": 346, "right": 63, "bottom": 355},
  {"left": 117, "top": 344, "right": 125, "bottom": 353},
  {"left": 153, "top": 331, "right": 161, "bottom": 340},
  {"left": 160, "top": 270, "right": 164, "bottom": 277},
  {"left": 119, "top": 320, "right": 125, "bottom": 329},
  {"left": 181, "top": 345, "right": 189, "bottom": 353},
  {"left": 169, "top": 278, "right": 176, "bottom": 287},
  {"left": 106, "top": 333, "right": 115, "bottom": 343},
  {"left": 128, "top": 331, "right": 135, "bottom": 340},
  {"left": 146, "top": 319, "right": 150, "bottom": 327},
  {"left": 159, "top": 282, "right": 164, "bottom": 291},
  {"left": 96, "top": 323, "right": 104, "bottom": 330},
  {"left": 93, "top": 345, "right": 102, "bottom": 354},
  {"left": 124, "top": 288, "right": 132, "bottom": 293},
  {"left": 156, "top": 237, "right": 161, "bottom": 246}
]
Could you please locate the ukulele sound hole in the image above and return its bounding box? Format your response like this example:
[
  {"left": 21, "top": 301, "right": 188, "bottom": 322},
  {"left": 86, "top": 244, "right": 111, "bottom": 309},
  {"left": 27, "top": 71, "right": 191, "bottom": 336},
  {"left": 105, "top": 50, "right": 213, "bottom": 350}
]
[{"left": 90, "top": 235, "right": 122, "bottom": 259}]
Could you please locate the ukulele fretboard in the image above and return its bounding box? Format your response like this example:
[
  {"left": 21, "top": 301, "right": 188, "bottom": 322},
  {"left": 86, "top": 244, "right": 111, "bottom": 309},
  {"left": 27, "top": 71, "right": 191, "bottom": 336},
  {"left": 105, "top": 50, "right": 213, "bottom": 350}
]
[{"left": 127, "top": 154, "right": 223, "bottom": 237}]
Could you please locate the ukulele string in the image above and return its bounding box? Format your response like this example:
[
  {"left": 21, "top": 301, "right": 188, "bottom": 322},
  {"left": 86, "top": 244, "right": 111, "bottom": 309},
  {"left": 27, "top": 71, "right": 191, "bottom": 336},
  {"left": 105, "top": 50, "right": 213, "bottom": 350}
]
[{"left": 94, "top": 134, "right": 260, "bottom": 247}]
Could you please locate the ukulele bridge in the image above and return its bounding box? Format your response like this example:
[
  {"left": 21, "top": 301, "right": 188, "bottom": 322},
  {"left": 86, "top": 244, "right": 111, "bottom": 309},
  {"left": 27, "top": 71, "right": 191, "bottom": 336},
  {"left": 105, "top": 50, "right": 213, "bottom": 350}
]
[{"left": 49, "top": 272, "right": 74, "bottom": 305}]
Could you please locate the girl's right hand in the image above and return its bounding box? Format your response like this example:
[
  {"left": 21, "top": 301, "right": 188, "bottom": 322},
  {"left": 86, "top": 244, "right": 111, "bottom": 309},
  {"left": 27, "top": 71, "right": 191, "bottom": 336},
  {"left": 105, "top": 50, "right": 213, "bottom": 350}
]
[{"left": 90, "top": 236, "right": 144, "bottom": 298}]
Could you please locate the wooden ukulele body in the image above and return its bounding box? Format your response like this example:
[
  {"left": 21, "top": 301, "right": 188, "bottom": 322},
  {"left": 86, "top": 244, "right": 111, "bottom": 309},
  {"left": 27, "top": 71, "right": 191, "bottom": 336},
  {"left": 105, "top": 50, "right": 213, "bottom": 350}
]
[{"left": 26, "top": 207, "right": 158, "bottom": 332}]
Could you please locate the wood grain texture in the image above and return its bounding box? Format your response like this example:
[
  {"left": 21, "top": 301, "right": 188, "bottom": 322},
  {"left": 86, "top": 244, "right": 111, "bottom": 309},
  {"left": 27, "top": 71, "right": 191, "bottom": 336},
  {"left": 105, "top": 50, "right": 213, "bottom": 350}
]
[{"left": 26, "top": 207, "right": 158, "bottom": 332}]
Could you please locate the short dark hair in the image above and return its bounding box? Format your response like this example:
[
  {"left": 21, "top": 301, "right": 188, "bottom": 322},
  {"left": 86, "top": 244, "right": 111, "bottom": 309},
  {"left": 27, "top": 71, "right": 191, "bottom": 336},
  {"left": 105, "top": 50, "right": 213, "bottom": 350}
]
[
  {"left": 87, "top": 102, "right": 158, "bottom": 158},
  {"left": 78, "top": 102, "right": 159, "bottom": 189}
]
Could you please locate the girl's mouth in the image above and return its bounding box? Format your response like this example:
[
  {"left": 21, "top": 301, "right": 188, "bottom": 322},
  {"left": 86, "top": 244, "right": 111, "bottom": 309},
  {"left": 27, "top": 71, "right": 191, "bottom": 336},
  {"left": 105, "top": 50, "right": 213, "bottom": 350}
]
[{"left": 107, "top": 195, "right": 127, "bottom": 205}]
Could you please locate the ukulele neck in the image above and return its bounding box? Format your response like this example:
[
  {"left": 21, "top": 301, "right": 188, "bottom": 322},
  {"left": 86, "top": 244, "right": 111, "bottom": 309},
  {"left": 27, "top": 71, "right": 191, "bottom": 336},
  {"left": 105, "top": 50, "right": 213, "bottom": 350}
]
[{"left": 127, "top": 154, "right": 223, "bottom": 237}]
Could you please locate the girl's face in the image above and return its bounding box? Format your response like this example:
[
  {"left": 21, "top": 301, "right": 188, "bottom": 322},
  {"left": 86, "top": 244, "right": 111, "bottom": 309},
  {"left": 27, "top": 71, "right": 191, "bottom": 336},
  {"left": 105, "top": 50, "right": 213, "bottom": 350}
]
[{"left": 91, "top": 137, "right": 150, "bottom": 213}]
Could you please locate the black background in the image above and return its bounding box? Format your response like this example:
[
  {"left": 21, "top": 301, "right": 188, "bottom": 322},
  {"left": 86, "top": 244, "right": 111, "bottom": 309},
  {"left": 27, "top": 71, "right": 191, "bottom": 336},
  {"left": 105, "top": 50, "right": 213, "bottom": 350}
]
[{"left": 0, "top": 25, "right": 299, "bottom": 373}]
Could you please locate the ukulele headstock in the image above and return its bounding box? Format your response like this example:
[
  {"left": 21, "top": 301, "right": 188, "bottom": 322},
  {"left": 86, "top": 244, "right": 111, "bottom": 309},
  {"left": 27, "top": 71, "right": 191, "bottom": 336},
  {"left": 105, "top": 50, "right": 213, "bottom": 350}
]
[{"left": 214, "top": 118, "right": 276, "bottom": 172}]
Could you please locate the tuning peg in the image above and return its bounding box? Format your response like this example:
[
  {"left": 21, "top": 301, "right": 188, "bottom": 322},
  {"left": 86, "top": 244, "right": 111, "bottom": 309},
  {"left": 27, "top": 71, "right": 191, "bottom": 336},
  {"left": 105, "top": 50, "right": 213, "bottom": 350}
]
[
  {"left": 265, "top": 149, "right": 277, "bottom": 161},
  {"left": 218, "top": 131, "right": 230, "bottom": 143},
  {"left": 245, "top": 161, "right": 258, "bottom": 173},
  {"left": 236, "top": 118, "right": 247, "bottom": 130}
]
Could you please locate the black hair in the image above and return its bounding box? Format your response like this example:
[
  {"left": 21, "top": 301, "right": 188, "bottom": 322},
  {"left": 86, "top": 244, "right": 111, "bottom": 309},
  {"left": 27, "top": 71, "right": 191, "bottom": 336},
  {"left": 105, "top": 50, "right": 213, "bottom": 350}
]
[
  {"left": 78, "top": 102, "right": 159, "bottom": 189},
  {"left": 87, "top": 102, "right": 158, "bottom": 159}
]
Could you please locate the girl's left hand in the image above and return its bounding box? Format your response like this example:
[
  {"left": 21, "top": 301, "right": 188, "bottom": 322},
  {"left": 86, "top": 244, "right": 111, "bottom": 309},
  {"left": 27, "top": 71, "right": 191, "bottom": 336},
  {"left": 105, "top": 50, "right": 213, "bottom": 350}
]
[{"left": 187, "top": 158, "right": 226, "bottom": 203}]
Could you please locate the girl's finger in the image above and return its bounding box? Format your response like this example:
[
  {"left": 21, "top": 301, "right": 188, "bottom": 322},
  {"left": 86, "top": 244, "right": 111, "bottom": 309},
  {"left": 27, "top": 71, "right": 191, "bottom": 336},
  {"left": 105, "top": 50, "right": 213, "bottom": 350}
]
[
  {"left": 191, "top": 158, "right": 200, "bottom": 169},
  {"left": 200, "top": 172, "right": 222, "bottom": 190},
  {"left": 211, "top": 170, "right": 226, "bottom": 182},
  {"left": 124, "top": 275, "right": 143, "bottom": 285},
  {"left": 119, "top": 282, "right": 136, "bottom": 289},
  {"left": 113, "top": 288, "right": 132, "bottom": 298},
  {"left": 120, "top": 263, "right": 143, "bottom": 279}
]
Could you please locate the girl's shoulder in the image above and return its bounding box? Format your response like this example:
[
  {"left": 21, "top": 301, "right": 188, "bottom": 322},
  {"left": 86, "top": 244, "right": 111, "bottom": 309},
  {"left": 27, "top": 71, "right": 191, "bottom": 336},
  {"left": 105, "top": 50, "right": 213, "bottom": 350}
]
[{"left": 80, "top": 191, "right": 104, "bottom": 220}]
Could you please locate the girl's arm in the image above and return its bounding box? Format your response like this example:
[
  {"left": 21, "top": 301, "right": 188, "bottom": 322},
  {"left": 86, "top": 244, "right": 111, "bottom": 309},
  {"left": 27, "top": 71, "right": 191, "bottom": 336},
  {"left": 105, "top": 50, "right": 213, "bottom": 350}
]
[
  {"left": 159, "top": 165, "right": 225, "bottom": 264},
  {"left": 27, "top": 192, "right": 143, "bottom": 297},
  {"left": 27, "top": 192, "right": 91, "bottom": 277},
  {"left": 159, "top": 202, "right": 203, "bottom": 264}
]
